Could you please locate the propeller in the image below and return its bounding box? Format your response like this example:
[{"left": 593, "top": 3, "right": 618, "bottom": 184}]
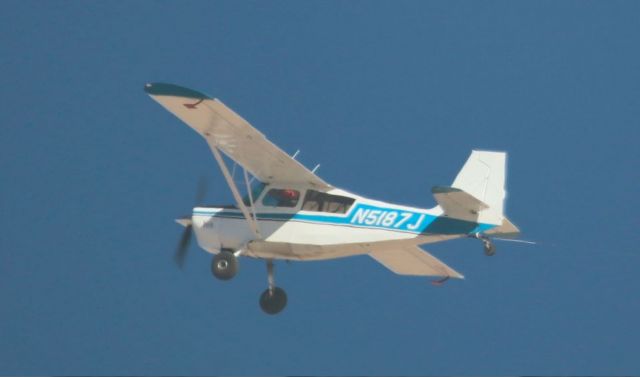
[
  {"left": 174, "top": 224, "right": 192, "bottom": 268},
  {"left": 174, "top": 177, "right": 207, "bottom": 268}
]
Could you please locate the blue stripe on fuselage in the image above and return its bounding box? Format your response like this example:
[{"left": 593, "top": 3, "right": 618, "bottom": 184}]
[{"left": 193, "top": 202, "right": 497, "bottom": 235}]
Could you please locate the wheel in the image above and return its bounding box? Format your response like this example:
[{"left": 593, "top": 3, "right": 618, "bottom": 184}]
[
  {"left": 483, "top": 241, "right": 496, "bottom": 256},
  {"left": 211, "top": 251, "right": 238, "bottom": 280},
  {"left": 259, "top": 287, "right": 287, "bottom": 315}
]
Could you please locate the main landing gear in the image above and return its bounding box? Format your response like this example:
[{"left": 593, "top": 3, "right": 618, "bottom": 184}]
[
  {"left": 211, "top": 250, "right": 238, "bottom": 280},
  {"left": 210, "top": 252, "right": 287, "bottom": 315},
  {"left": 259, "top": 260, "right": 287, "bottom": 315},
  {"left": 473, "top": 232, "right": 496, "bottom": 256}
]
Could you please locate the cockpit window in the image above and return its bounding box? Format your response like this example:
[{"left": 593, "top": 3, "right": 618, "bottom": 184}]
[
  {"left": 302, "top": 190, "right": 355, "bottom": 214},
  {"left": 262, "top": 188, "right": 300, "bottom": 208}
]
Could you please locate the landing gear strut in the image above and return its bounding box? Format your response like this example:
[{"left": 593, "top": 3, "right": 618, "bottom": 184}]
[
  {"left": 211, "top": 250, "right": 238, "bottom": 280},
  {"left": 259, "top": 260, "right": 287, "bottom": 315},
  {"left": 473, "top": 233, "right": 496, "bottom": 256}
]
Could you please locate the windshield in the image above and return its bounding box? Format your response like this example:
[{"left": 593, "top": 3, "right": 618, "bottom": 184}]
[{"left": 242, "top": 181, "right": 266, "bottom": 206}]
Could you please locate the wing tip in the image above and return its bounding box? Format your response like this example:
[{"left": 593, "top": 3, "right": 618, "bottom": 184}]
[{"left": 144, "top": 82, "right": 211, "bottom": 100}]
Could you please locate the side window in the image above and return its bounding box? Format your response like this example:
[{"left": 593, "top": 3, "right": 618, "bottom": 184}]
[
  {"left": 302, "top": 190, "right": 355, "bottom": 214},
  {"left": 301, "top": 190, "right": 322, "bottom": 211},
  {"left": 262, "top": 189, "right": 300, "bottom": 208}
]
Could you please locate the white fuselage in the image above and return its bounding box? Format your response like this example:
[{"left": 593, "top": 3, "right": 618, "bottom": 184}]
[{"left": 190, "top": 185, "right": 481, "bottom": 261}]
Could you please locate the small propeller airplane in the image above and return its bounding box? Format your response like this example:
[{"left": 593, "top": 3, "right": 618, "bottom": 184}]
[{"left": 145, "top": 82, "right": 524, "bottom": 315}]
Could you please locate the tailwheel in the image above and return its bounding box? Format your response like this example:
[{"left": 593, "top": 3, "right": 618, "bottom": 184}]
[
  {"left": 472, "top": 232, "right": 496, "bottom": 256},
  {"left": 211, "top": 250, "right": 238, "bottom": 280},
  {"left": 259, "top": 259, "right": 287, "bottom": 315},
  {"left": 483, "top": 240, "right": 496, "bottom": 256}
]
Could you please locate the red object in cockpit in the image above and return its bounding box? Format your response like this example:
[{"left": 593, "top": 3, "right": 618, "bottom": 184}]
[{"left": 281, "top": 189, "right": 299, "bottom": 199}]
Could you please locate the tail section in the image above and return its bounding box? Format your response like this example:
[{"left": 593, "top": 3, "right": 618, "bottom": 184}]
[{"left": 445, "top": 150, "right": 506, "bottom": 226}]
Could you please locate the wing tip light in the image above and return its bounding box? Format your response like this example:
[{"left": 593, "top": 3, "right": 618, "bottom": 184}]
[{"left": 144, "top": 82, "right": 211, "bottom": 100}]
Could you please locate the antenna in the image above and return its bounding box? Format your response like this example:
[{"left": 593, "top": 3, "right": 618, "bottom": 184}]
[{"left": 312, "top": 164, "right": 321, "bottom": 173}]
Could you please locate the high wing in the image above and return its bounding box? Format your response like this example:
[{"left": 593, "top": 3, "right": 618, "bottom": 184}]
[
  {"left": 369, "top": 246, "right": 464, "bottom": 278},
  {"left": 145, "top": 83, "right": 331, "bottom": 190}
]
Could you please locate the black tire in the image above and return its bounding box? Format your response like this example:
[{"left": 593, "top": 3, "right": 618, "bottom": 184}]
[
  {"left": 484, "top": 242, "right": 496, "bottom": 256},
  {"left": 211, "top": 251, "right": 238, "bottom": 280},
  {"left": 259, "top": 287, "right": 287, "bottom": 315}
]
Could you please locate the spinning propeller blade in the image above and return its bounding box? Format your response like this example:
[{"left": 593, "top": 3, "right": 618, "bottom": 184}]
[
  {"left": 174, "top": 224, "right": 192, "bottom": 268},
  {"left": 174, "top": 177, "right": 208, "bottom": 269}
]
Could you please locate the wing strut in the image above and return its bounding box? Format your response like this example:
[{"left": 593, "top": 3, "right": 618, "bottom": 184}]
[
  {"left": 243, "top": 167, "right": 260, "bottom": 233},
  {"left": 210, "top": 144, "right": 261, "bottom": 238}
]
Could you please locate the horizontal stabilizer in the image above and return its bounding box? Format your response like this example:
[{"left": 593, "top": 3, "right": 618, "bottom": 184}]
[
  {"left": 485, "top": 217, "right": 520, "bottom": 238},
  {"left": 369, "top": 246, "right": 464, "bottom": 279},
  {"left": 432, "top": 185, "right": 488, "bottom": 222}
]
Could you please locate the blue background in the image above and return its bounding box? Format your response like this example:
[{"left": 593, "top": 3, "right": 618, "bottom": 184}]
[{"left": 1, "top": 1, "right": 638, "bottom": 375}]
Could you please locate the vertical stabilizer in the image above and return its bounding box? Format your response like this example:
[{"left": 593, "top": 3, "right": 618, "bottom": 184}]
[{"left": 451, "top": 150, "right": 506, "bottom": 225}]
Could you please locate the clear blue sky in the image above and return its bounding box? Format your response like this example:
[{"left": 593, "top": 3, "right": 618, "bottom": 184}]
[{"left": 1, "top": 1, "right": 639, "bottom": 375}]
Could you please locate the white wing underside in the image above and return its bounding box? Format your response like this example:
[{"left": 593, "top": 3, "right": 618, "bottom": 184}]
[
  {"left": 369, "top": 246, "right": 464, "bottom": 278},
  {"left": 146, "top": 83, "right": 331, "bottom": 189},
  {"left": 249, "top": 240, "right": 463, "bottom": 279}
]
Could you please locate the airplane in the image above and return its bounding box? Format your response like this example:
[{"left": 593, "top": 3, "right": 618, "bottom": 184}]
[{"left": 145, "top": 82, "right": 523, "bottom": 315}]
